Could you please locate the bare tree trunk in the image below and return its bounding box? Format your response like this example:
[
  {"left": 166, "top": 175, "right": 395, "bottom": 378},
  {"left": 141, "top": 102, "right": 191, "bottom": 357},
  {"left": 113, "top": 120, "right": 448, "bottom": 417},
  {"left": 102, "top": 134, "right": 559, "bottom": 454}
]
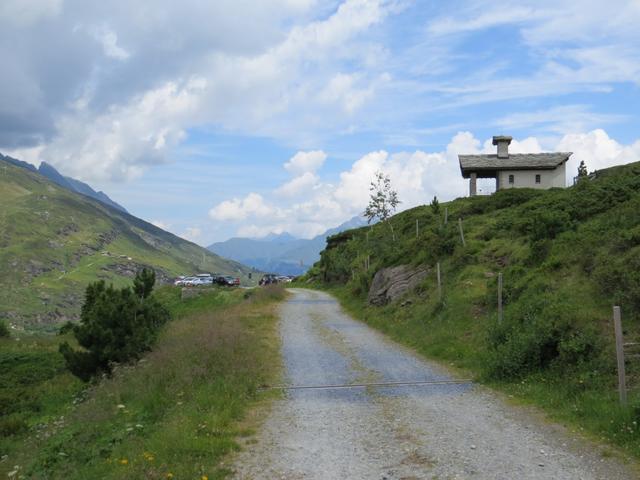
[{"left": 389, "top": 221, "right": 396, "bottom": 242}]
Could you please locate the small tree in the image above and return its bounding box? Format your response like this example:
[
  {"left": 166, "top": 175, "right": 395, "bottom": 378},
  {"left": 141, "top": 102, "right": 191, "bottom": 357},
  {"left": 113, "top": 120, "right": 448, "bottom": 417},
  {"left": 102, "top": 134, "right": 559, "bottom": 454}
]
[
  {"left": 133, "top": 267, "right": 156, "bottom": 299},
  {"left": 430, "top": 196, "right": 440, "bottom": 215},
  {"left": 60, "top": 270, "right": 169, "bottom": 381},
  {"left": 363, "top": 171, "right": 401, "bottom": 240},
  {"left": 577, "top": 160, "right": 588, "bottom": 178}
]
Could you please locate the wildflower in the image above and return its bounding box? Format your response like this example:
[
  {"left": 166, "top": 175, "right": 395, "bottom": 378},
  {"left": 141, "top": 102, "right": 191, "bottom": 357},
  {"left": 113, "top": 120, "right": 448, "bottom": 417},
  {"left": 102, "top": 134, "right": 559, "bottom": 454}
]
[
  {"left": 120, "top": 458, "right": 128, "bottom": 465},
  {"left": 166, "top": 473, "right": 174, "bottom": 479},
  {"left": 202, "top": 476, "right": 208, "bottom": 480},
  {"left": 117, "top": 404, "right": 125, "bottom": 409}
]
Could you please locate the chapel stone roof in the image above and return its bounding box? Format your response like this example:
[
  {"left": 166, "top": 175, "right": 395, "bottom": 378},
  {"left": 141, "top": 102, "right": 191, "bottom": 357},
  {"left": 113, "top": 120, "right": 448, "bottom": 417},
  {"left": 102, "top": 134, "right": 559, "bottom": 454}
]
[{"left": 458, "top": 152, "right": 572, "bottom": 178}]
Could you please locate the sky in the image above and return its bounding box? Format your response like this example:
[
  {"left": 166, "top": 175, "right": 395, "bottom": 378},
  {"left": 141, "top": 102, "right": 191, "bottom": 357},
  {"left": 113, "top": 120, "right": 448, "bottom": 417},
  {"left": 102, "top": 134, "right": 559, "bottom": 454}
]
[{"left": 1, "top": 0, "right": 639, "bottom": 245}]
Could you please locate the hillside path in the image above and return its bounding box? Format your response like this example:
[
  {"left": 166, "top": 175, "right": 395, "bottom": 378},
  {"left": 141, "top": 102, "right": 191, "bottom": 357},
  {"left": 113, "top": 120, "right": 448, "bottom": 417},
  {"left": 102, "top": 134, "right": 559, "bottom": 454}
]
[{"left": 231, "top": 288, "right": 637, "bottom": 480}]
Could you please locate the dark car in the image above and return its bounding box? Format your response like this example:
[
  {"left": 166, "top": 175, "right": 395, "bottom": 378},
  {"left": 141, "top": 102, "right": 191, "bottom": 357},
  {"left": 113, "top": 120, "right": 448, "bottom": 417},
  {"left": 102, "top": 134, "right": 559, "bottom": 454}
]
[
  {"left": 216, "top": 275, "right": 239, "bottom": 287},
  {"left": 259, "top": 274, "right": 278, "bottom": 286}
]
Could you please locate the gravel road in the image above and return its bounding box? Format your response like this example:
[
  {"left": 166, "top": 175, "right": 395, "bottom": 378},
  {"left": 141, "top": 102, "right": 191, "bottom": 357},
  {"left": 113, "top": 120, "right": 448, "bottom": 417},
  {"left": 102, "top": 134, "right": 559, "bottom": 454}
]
[{"left": 231, "top": 288, "right": 638, "bottom": 479}]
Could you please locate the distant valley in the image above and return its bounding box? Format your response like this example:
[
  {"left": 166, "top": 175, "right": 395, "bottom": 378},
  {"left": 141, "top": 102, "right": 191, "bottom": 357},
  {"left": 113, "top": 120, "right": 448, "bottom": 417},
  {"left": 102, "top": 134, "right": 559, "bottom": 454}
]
[{"left": 208, "top": 216, "right": 369, "bottom": 275}]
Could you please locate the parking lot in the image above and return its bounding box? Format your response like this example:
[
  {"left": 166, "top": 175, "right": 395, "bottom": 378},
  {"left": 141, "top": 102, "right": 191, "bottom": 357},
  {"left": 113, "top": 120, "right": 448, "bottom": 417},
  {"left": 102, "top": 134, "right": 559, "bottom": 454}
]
[{"left": 174, "top": 273, "right": 240, "bottom": 287}]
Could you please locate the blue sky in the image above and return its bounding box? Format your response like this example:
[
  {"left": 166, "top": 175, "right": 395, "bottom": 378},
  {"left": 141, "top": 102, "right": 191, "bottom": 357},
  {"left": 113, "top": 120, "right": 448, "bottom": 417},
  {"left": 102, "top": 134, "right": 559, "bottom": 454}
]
[{"left": 1, "top": 0, "right": 639, "bottom": 244}]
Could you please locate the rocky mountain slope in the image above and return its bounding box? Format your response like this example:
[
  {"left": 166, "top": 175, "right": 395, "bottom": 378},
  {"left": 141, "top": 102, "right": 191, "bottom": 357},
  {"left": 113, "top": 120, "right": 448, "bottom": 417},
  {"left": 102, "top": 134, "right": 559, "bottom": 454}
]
[
  {"left": 0, "top": 157, "right": 254, "bottom": 331},
  {"left": 0, "top": 153, "right": 127, "bottom": 212}
]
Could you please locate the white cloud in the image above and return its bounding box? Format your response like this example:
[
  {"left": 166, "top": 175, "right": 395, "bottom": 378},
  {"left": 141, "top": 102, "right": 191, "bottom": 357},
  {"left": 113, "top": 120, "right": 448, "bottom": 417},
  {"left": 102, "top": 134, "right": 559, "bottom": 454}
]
[
  {"left": 494, "top": 105, "right": 627, "bottom": 135},
  {"left": 276, "top": 172, "right": 320, "bottom": 197},
  {"left": 37, "top": 79, "right": 205, "bottom": 181},
  {"left": 284, "top": 150, "right": 327, "bottom": 174},
  {"left": 318, "top": 73, "right": 380, "bottom": 114},
  {"left": 209, "top": 134, "right": 477, "bottom": 239},
  {"left": 480, "top": 136, "right": 543, "bottom": 155},
  {"left": 209, "top": 193, "right": 275, "bottom": 221},
  {"left": 556, "top": 129, "right": 640, "bottom": 180},
  {"left": 427, "top": 6, "right": 540, "bottom": 37},
  {"left": 2, "top": 0, "right": 395, "bottom": 181}
]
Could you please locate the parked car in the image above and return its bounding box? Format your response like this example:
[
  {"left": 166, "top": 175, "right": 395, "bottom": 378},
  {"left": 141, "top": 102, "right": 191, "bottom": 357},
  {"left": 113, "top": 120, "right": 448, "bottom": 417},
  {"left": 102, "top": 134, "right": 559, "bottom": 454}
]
[
  {"left": 196, "top": 277, "right": 214, "bottom": 286},
  {"left": 183, "top": 276, "right": 198, "bottom": 286},
  {"left": 215, "top": 275, "right": 239, "bottom": 287},
  {"left": 259, "top": 274, "right": 278, "bottom": 286}
]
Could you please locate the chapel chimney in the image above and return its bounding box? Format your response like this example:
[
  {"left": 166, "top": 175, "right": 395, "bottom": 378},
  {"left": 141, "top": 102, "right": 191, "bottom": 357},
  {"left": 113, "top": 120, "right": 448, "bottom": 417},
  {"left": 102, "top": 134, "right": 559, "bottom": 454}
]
[{"left": 493, "top": 135, "right": 512, "bottom": 159}]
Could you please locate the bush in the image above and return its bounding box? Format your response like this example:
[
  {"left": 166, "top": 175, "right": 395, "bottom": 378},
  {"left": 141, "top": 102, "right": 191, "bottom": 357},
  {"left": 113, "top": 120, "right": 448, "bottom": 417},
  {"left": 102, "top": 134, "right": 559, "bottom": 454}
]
[
  {"left": 59, "top": 268, "right": 170, "bottom": 381},
  {"left": 0, "top": 320, "right": 9, "bottom": 338},
  {"left": 526, "top": 210, "right": 574, "bottom": 242},
  {"left": 485, "top": 297, "right": 602, "bottom": 380},
  {"left": 593, "top": 247, "right": 640, "bottom": 313}
]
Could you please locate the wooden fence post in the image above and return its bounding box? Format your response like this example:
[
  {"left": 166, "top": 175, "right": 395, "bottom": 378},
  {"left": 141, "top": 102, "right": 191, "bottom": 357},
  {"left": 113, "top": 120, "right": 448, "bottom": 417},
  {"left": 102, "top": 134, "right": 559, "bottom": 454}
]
[
  {"left": 416, "top": 219, "right": 419, "bottom": 238},
  {"left": 613, "top": 306, "right": 627, "bottom": 406},
  {"left": 458, "top": 218, "right": 466, "bottom": 247},
  {"left": 436, "top": 262, "right": 442, "bottom": 301},
  {"left": 498, "top": 273, "right": 503, "bottom": 323}
]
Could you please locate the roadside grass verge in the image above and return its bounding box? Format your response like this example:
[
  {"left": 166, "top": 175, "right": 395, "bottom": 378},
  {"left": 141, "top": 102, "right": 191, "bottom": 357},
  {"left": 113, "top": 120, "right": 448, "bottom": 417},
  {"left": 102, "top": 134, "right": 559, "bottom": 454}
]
[{"left": 2, "top": 285, "right": 284, "bottom": 479}]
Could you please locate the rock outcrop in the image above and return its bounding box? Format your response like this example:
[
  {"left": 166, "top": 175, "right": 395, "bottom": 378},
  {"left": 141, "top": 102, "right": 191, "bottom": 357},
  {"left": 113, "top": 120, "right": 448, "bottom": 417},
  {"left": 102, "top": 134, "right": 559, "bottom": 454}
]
[{"left": 367, "top": 264, "right": 429, "bottom": 306}]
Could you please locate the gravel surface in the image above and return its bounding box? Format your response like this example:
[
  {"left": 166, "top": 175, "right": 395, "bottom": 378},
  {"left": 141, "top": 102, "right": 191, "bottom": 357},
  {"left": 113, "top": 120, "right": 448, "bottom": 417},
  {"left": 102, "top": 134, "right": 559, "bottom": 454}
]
[{"left": 231, "top": 288, "right": 638, "bottom": 479}]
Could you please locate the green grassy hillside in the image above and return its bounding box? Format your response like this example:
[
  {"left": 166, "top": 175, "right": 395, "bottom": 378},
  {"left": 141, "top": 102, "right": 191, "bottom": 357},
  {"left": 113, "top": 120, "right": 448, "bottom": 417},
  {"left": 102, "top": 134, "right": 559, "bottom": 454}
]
[
  {"left": 0, "top": 158, "right": 255, "bottom": 331},
  {"left": 307, "top": 161, "right": 640, "bottom": 455}
]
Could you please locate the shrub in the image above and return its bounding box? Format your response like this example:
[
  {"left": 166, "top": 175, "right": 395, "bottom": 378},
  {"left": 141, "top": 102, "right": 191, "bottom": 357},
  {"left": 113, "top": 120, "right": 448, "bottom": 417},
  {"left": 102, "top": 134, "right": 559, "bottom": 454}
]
[
  {"left": 59, "top": 268, "right": 170, "bottom": 381},
  {"left": 593, "top": 247, "right": 640, "bottom": 313},
  {"left": 0, "top": 320, "right": 9, "bottom": 338},
  {"left": 526, "top": 209, "right": 574, "bottom": 242},
  {"left": 485, "top": 297, "right": 602, "bottom": 380}
]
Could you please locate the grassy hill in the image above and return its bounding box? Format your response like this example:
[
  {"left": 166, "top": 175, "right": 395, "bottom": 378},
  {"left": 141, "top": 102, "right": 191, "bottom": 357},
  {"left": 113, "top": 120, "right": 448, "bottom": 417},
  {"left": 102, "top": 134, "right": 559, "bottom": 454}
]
[
  {"left": 0, "top": 158, "right": 255, "bottom": 332},
  {"left": 306, "top": 160, "right": 640, "bottom": 455}
]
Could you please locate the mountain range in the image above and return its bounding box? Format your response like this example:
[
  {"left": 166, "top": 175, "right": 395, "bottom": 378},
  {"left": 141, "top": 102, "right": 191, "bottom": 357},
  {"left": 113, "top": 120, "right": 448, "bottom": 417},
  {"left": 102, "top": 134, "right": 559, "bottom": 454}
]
[
  {"left": 208, "top": 216, "right": 369, "bottom": 275},
  {"left": 0, "top": 153, "right": 126, "bottom": 212},
  {"left": 0, "top": 155, "right": 254, "bottom": 331}
]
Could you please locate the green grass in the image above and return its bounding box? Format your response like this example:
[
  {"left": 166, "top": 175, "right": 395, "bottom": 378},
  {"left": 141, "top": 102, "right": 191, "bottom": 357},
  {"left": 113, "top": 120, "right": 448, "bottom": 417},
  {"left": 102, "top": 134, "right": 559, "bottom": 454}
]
[
  {"left": 302, "top": 160, "right": 640, "bottom": 458},
  {"left": 1, "top": 285, "right": 284, "bottom": 479}
]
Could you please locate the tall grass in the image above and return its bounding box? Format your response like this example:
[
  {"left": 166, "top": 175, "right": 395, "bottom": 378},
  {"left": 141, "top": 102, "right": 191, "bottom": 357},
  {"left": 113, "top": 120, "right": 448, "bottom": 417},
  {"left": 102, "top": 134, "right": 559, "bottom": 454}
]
[{"left": 2, "top": 285, "right": 284, "bottom": 479}]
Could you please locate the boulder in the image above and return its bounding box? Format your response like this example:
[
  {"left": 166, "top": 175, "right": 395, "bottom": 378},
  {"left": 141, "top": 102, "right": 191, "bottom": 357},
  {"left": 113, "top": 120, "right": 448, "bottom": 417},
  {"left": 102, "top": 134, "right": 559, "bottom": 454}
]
[{"left": 367, "top": 264, "right": 429, "bottom": 306}]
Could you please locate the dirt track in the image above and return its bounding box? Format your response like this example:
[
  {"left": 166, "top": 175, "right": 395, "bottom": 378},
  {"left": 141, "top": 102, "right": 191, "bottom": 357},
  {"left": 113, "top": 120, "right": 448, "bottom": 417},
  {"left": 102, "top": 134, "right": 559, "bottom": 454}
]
[{"left": 231, "top": 288, "right": 638, "bottom": 479}]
